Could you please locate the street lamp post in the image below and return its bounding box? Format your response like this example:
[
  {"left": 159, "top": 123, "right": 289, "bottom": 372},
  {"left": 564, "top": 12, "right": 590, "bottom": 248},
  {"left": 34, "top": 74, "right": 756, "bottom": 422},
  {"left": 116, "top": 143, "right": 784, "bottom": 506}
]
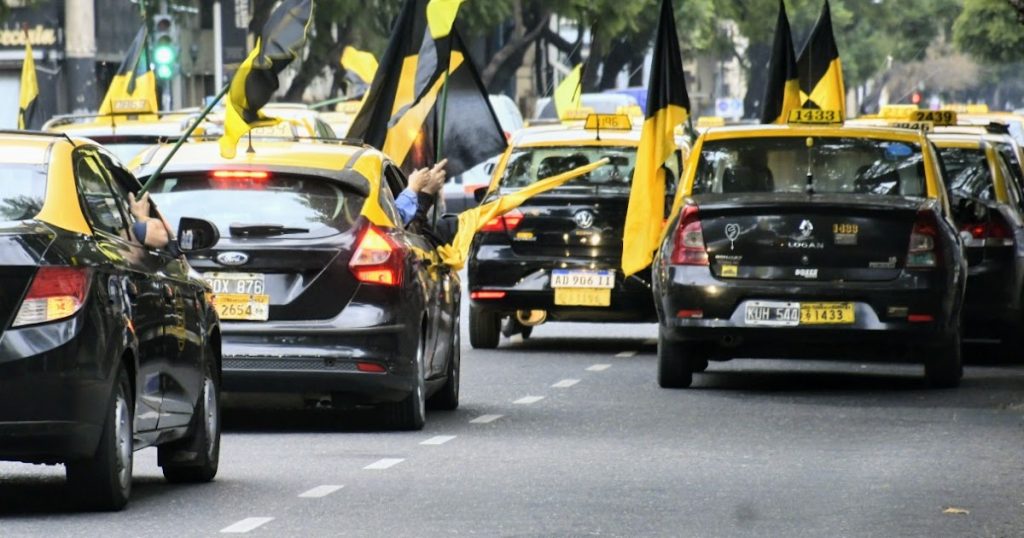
[{"left": 213, "top": 0, "right": 224, "bottom": 87}]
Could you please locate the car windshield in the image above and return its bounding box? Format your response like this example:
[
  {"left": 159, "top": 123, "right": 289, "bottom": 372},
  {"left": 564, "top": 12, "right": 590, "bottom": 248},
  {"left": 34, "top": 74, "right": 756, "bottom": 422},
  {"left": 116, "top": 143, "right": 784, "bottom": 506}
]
[
  {"left": 498, "top": 146, "right": 639, "bottom": 193},
  {"left": 936, "top": 147, "right": 993, "bottom": 200},
  {"left": 147, "top": 172, "right": 364, "bottom": 239},
  {"left": 693, "top": 136, "right": 928, "bottom": 197},
  {"left": 0, "top": 165, "right": 47, "bottom": 223}
]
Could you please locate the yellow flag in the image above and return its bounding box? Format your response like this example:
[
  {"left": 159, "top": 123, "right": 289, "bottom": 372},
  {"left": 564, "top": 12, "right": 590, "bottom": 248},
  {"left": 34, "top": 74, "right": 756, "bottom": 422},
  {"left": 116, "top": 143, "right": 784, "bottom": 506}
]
[
  {"left": 438, "top": 158, "right": 609, "bottom": 270},
  {"left": 555, "top": 63, "right": 583, "bottom": 120},
  {"left": 220, "top": 43, "right": 282, "bottom": 159},
  {"left": 97, "top": 28, "right": 158, "bottom": 116},
  {"left": 426, "top": 0, "right": 466, "bottom": 39},
  {"left": 341, "top": 46, "right": 379, "bottom": 85},
  {"left": 18, "top": 42, "right": 38, "bottom": 130},
  {"left": 796, "top": 0, "right": 846, "bottom": 117}
]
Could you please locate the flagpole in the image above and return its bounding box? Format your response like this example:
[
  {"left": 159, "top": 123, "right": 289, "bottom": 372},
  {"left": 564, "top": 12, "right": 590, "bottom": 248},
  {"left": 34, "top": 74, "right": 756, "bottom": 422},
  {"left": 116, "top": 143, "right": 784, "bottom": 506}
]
[{"left": 139, "top": 83, "right": 230, "bottom": 194}]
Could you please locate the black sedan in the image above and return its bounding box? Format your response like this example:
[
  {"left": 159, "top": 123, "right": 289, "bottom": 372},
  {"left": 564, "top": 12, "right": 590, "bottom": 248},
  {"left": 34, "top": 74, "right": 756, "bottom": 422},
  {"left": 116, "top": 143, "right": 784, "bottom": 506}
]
[
  {"left": 653, "top": 125, "right": 967, "bottom": 388},
  {"left": 0, "top": 132, "right": 222, "bottom": 510}
]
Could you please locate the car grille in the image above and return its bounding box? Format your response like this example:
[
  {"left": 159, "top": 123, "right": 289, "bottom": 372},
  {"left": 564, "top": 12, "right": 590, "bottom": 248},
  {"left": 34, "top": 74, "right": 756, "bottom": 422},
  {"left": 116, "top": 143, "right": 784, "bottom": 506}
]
[{"left": 223, "top": 358, "right": 359, "bottom": 372}]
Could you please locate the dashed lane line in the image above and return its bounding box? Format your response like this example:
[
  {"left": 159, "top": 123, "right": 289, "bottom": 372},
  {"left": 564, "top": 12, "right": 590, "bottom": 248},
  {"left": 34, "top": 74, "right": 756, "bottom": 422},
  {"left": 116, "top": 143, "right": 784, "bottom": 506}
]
[
  {"left": 587, "top": 364, "right": 612, "bottom": 372},
  {"left": 421, "top": 435, "right": 457, "bottom": 446},
  {"left": 470, "top": 414, "right": 504, "bottom": 424},
  {"left": 220, "top": 517, "right": 275, "bottom": 534},
  {"left": 513, "top": 395, "right": 545, "bottom": 405},
  {"left": 551, "top": 379, "right": 580, "bottom": 388},
  {"left": 298, "top": 485, "right": 344, "bottom": 498},
  {"left": 364, "top": 458, "right": 405, "bottom": 470},
  {"left": 615, "top": 351, "right": 638, "bottom": 358}
]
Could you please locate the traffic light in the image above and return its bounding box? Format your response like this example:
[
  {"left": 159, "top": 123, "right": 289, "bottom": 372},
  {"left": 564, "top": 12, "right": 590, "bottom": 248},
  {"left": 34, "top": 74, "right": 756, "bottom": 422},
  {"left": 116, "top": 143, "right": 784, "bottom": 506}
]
[{"left": 152, "top": 14, "right": 177, "bottom": 80}]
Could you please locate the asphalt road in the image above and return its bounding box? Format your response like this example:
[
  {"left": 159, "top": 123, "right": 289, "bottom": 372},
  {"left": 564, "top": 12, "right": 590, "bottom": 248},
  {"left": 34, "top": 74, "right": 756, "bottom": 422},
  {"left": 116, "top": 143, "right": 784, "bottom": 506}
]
[{"left": 2, "top": 318, "right": 1023, "bottom": 537}]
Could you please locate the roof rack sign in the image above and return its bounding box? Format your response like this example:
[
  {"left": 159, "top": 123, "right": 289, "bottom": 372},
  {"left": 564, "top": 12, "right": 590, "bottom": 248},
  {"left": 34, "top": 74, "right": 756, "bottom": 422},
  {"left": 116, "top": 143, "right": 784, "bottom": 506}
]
[
  {"left": 787, "top": 108, "right": 843, "bottom": 125},
  {"left": 584, "top": 114, "right": 633, "bottom": 131},
  {"left": 910, "top": 110, "right": 957, "bottom": 126}
]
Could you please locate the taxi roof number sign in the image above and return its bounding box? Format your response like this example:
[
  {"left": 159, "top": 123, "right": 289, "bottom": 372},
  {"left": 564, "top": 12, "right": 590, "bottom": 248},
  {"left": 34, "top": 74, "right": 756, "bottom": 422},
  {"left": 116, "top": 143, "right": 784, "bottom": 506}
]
[
  {"left": 787, "top": 109, "right": 843, "bottom": 125},
  {"left": 584, "top": 114, "right": 633, "bottom": 131},
  {"left": 910, "top": 110, "right": 957, "bottom": 126}
]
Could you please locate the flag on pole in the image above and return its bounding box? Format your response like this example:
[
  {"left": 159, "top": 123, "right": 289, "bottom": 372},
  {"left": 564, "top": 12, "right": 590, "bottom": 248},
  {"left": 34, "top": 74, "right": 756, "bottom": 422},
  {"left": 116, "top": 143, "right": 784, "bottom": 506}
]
[
  {"left": 341, "top": 46, "right": 379, "bottom": 85},
  {"left": 796, "top": 0, "right": 845, "bottom": 117},
  {"left": 219, "top": 0, "right": 314, "bottom": 159},
  {"left": 621, "top": 0, "right": 690, "bottom": 277},
  {"left": 554, "top": 63, "right": 584, "bottom": 120},
  {"left": 760, "top": 0, "right": 801, "bottom": 124},
  {"left": 426, "top": 0, "right": 466, "bottom": 39},
  {"left": 18, "top": 41, "right": 39, "bottom": 130},
  {"left": 97, "top": 27, "right": 158, "bottom": 116}
]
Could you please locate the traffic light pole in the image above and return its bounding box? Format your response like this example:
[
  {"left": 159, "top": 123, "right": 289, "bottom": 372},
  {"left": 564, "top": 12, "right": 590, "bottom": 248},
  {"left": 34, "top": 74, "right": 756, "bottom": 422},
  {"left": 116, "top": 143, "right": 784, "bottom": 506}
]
[{"left": 213, "top": 1, "right": 224, "bottom": 87}]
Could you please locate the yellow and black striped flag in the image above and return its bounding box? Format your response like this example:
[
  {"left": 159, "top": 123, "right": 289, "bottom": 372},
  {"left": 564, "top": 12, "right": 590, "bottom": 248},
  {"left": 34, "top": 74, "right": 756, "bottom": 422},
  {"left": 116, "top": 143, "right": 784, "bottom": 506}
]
[
  {"left": 760, "top": 0, "right": 801, "bottom": 124},
  {"left": 97, "top": 27, "right": 157, "bottom": 116},
  {"left": 554, "top": 63, "right": 584, "bottom": 120},
  {"left": 621, "top": 0, "right": 690, "bottom": 277},
  {"left": 18, "top": 41, "right": 39, "bottom": 130},
  {"left": 219, "top": 0, "right": 314, "bottom": 159},
  {"left": 796, "top": 0, "right": 845, "bottom": 117}
]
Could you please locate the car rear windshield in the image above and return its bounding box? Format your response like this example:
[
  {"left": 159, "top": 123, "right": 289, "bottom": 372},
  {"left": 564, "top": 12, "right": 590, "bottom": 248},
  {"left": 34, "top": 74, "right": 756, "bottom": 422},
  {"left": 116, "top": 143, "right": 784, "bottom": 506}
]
[
  {"left": 0, "top": 165, "right": 47, "bottom": 222},
  {"left": 89, "top": 136, "right": 166, "bottom": 164},
  {"left": 936, "top": 147, "right": 993, "bottom": 200},
  {"left": 693, "top": 136, "right": 928, "bottom": 197},
  {"left": 148, "top": 172, "right": 364, "bottom": 239},
  {"left": 498, "top": 146, "right": 642, "bottom": 193}
]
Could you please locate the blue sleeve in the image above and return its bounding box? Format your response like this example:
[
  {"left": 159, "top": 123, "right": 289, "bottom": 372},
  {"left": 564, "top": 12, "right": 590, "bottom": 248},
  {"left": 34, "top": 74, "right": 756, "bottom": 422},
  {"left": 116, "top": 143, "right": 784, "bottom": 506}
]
[
  {"left": 395, "top": 188, "right": 419, "bottom": 225},
  {"left": 132, "top": 221, "right": 148, "bottom": 244}
]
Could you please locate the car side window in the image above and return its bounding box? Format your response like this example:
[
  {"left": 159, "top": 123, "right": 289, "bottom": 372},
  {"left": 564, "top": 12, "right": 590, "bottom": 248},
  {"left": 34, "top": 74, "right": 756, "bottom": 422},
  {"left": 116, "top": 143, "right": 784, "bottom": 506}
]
[
  {"left": 75, "top": 151, "right": 129, "bottom": 239},
  {"left": 378, "top": 164, "right": 405, "bottom": 227}
]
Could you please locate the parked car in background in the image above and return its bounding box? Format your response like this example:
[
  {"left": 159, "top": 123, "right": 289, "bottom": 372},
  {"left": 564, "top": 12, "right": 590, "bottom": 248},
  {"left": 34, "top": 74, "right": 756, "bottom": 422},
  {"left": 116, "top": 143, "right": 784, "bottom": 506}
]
[{"left": 533, "top": 93, "right": 640, "bottom": 121}]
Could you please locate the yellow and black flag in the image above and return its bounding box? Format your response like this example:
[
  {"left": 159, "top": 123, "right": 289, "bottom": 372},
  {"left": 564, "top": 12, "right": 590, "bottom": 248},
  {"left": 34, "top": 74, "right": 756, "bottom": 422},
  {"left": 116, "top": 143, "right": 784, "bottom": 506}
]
[
  {"left": 97, "top": 27, "right": 158, "bottom": 116},
  {"left": 621, "top": 0, "right": 690, "bottom": 277},
  {"left": 760, "top": 0, "right": 801, "bottom": 124},
  {"left": 18, "top": 41, "right": 39, "bottom": 130},
  {"left": 219, "top": 0, "right": 314, "bottom": 159},
  {"left": 796, "top": 0, "right": 845, "bottom": 117}
]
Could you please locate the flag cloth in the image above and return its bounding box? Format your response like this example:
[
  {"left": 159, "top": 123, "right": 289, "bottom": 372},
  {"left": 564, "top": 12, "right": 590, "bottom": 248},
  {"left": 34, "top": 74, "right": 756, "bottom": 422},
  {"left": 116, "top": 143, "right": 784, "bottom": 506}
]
[
  {"left": 219, "top": 0, "right": 314, "bottom": 159},
  {"left": 796, "top": 0, "right": 845, "bottom": 117},
  {"left": 426, "top": 0, "right": 466, "bottom": 39},
  {"left": 621, "top": 0, "right": 690, "bottom": 277},
  {"left": 97, "top": 27, "right": 158, "bottom": 116},
  {"left": 760, "top": 0, "right": 801, "bottom": 124},
  {"left": 18, "top": 42, "right": 39, "bottom": 130},
  {"left": 438, "top": 159, "right": 609, "bottom": 270},
  {"left": 554, "top": 63, "right": 584, "bottom": 120},
  {"left": 341, "top": 46, "right": 378, "bottom": 84}
]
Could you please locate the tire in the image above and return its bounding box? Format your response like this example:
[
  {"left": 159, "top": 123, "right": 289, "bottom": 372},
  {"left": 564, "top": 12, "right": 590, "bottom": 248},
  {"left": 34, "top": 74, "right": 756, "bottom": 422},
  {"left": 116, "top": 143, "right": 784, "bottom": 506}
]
[
  {"left": 521, "top": 325, "right": 533, "bottom": 340},
  {"left": 66, "top": 364, "right": 133, "bottom": 511},
  {"left": 160, "top": 346, "right": 220, "bottom": 483},
  {"left": 657, "top": 327, "right": 693, "bottom": 389},
  {"left": 428, "top": 315, "right": 461, "bottom": 411},
  {"left": 469, "top": 305, "right": 500, "bottom": 349},
  {"left": 925, "top": 330, "right": 963, "bottom": 389},
  {"left": 393, "top": 331, "right": 427, "bottom": 430}
]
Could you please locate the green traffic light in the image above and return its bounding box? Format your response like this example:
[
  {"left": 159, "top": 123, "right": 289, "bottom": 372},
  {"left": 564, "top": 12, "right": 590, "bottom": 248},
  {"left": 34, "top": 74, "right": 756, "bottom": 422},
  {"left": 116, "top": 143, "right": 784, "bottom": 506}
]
[
  {"left": 156, "top": 64, "right": 174, "bottom": 80},
  {"left": 153, "top": 45, "right": 176, "bottom": 66}
]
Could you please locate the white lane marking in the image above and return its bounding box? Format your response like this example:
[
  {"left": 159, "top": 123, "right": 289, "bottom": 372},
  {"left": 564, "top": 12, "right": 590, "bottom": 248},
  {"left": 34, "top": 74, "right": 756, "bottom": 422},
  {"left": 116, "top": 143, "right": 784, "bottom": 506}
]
[
  {"left": 221, "top": 517, "right": 274, "bottom": 534},
  {"left": 364, "top": 458, "right": 405, "bottom": 470},
  {"left": 587, "top": 364, "right": 612, "bottom": 372},
  {"left": 421, "top": 435, "right": 457, "bottom": 446},
  {"left": 513, "top": 395, "right": 545, "bottom": 405},
  {"left": 470, "top": 414, "right": 504, "bottom": 424},
  {"left": 616, "top": 350, "right": 638, "bottom": 358},
  {"left": 298, "top": 485, "right": 344, "bottom": 498},
  {"left": 551, "top": 379, "right": 580, "bottom": 388}
]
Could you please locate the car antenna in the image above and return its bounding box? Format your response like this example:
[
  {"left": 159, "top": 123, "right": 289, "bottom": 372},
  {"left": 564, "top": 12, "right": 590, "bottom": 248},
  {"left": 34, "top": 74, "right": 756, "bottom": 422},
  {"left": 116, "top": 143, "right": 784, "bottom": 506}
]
[
  {"left": 246, "top": 131, "right": 255, "bottom": 154},
  {"left": 805, "top": 136, "right": 815, "bottom": 196}
]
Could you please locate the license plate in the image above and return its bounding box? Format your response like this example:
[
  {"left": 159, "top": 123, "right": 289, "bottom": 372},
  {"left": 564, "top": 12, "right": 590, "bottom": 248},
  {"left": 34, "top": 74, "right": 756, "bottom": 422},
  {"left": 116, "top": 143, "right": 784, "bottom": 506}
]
[
  {"left": 800, "top": 302, "right": 855, "bottom": 325},
  {"left": 204, "top": 272, "right": 269, "bottom": 321},
  {"left": 551, "top": 270, "right": 615, "bottom": 289},
  {"left": 744, "top": 301, "right": 855, "bottom": 326},
  {"left": 554, "top": 288, "right": 611, "bottom": 307}
]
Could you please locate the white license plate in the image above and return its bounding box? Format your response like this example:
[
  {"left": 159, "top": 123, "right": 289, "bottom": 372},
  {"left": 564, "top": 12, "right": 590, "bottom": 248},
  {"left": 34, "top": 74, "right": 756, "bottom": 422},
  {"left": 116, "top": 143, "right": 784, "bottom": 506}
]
[
  {"left": 551, "top": 270, "right": 615, "bottom": 289},
  {"left": 204, "top": 273, "right": 269, "bottom": 321},
  {"left": 744, "top": 301, "right": 800, "bottom": 327},
  {"left": 204, "top": 272, "right": 266, "bottom": 295}
]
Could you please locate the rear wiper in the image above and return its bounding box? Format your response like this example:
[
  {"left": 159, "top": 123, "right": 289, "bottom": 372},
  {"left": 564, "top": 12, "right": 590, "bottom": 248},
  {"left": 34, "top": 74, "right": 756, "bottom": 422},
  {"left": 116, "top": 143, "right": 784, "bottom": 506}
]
[{"left": 229, "top": 223, "right": 310, "bottom": 237}]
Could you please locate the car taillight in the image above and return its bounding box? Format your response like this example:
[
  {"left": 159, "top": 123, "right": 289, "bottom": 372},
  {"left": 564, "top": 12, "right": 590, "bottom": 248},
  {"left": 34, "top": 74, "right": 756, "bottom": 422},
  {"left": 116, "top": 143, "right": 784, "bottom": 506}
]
[
  {"left": 349, "top": 224, "right": 404, "bottom": 286},
  {"left": 960, "top": 213, "right": 1014, "bottom": 247},
  {"left": 480, "top": 209, "right": 524, "bottom": 233},
  {"left": 210, "top": 170, "right": 270, "bottom": 190},
  {"left": 12, "top": 267, "right": 91, "bottom": 327},
  {"left": 907, "top": 210, "right": 939, "bottom": 269},
  {"left": 670, "top": 205, "right": 709, "bottom": 266}
]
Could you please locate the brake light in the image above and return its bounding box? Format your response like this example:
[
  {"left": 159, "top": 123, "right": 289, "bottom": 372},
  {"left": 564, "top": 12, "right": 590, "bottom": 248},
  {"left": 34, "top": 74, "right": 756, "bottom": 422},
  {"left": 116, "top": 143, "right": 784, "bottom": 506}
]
[
  {"left": 960, "top": 213, "right": 1014, "bottom": 246},
  {"left": 906, "top": 210, "right": 939, "bottom": 269},
  {"left": 470, "top": 290, "right": 507, "bottom": 300},
  {"left": 670, "top": 205, "right": 709, "bottom": 266},
  {"left": 480, "top": 209, "right": 524, "bottom": 233},
  {"left": 12, "top": 267, "right": 91, "bottom": 327},
  {"left": 349, "top": 224, "right": 404, "bottom": 286},
  {"left": 210, "top": 170, "right": 270, "bottom": 190}
]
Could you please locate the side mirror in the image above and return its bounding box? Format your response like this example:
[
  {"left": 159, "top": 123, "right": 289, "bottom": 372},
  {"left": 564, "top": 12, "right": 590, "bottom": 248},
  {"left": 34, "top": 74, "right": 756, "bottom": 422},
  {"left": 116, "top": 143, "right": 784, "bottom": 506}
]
[
  {"left": 178, "top": 217, "right": 220, "bottom": 252},
  {"left": 473, "top": 186, "right": 489, "bottom": 204}
]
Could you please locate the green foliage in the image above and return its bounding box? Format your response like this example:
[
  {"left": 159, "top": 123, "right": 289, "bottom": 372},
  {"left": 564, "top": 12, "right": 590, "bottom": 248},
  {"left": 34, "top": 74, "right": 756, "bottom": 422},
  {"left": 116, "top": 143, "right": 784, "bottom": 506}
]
[{"left": 954, "top": 0, "right": 1024, "bottom": 63}]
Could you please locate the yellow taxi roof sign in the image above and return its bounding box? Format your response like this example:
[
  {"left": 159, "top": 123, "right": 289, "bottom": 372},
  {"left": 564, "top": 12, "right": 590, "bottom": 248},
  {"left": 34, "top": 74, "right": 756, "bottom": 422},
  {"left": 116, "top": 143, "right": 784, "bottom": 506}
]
[
  {"left": 943, "top": 104, "right": 989, "bottom": 114},
  {"left": 584, "top": 114, "right": 633, "bottom": 131},
  {"left": 696, "top": 116, "right": 726, "bottom": 128},
  {"left": 910, "top": 110, "right": 957, "bottom": 126},
  {"left": 561, "top": 107, "right": 596, "bottom": 121},
  {"left": 880, "top": 104, "right": 919, "bottom": 119},
  {"left": 616, "top": 105, "right": 644, "bottom": 118},
  {"left": 787, "top": 108, "right": 843, "bottom": 125}
]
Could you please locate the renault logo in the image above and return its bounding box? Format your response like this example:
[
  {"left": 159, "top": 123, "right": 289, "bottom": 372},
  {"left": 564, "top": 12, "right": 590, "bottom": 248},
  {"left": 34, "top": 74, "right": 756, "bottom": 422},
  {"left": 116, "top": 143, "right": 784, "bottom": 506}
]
[
  {"left": 798, "top": 219, "right": 814, "bottom": 240},
  {"left": 574, "top": 210, "right": 595, "bottom": 230},
  {"left": 216, "top": 252, "right": 249, "bottom": 266}
]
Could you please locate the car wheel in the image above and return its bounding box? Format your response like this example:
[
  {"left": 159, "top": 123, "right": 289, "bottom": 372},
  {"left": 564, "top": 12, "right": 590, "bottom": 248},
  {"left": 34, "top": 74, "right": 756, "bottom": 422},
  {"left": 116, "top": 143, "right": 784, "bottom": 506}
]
[
  {"left": 657, "top": 327, "right": 693, "bottom": 388},
  {"left": 160, "top": 346, "right": 220, "bottom": 483},
  {"left": 66, "top": 363, "right": 133, "bottom": 511},
  {"left": 925, "top": 329, "right": 963, "bottom": 388},
  {"left": 428, "top": 315, "right": 460, "bottom": 411},
  {"left": 393, "top": 332, "right": 427, "bottom": 430},
  {"left": 469, "top": 305, "right": 500, "bottom": 349}
]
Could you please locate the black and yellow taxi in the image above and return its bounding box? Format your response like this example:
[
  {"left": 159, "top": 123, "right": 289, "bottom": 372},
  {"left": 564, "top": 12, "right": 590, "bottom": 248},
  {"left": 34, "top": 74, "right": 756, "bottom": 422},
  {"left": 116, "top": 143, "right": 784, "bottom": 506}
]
[
  {"left": 466, "top": 115, "right": 688, "bottom": 348},
  {"left": 0, "top": 132, "right": 223, "bottom": 510},
  {"left": 131, "top": 138, "right": 461, "bottom": 430},
  {"left": 653, "top": 112, "right": 967, "bottom": 388},
  {"left": 43, "top": 112, "right": 195, "bottom": 163}
]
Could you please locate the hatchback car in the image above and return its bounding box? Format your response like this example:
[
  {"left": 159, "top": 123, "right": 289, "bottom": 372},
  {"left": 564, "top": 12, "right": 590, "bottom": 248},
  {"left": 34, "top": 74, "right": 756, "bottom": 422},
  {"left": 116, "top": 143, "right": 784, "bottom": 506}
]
[
  {"left": 133, "top": 139, "right": 461, "bottom": 430},
  {"left": 654, "top": 123, "right": 967, "bottom": 388},
  {"left": 0, "top": 132, "right": 222, "bottom": 510}
]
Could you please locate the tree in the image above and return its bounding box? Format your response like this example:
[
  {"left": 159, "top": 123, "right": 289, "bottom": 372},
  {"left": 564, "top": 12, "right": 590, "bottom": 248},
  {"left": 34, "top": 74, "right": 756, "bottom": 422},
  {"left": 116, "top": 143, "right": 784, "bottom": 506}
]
[
  {"left": 954, "top": 0, "right": 1024, "bottom": 63},
  {"left": 1008, "top": 0, "right": 1024, "bottom": 22}
]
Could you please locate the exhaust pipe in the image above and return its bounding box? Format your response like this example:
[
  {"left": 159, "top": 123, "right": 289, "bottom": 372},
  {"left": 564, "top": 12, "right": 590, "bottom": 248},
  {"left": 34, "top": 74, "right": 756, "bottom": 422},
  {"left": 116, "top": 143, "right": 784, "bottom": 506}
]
[{"left": 516, "top": 310, "right": 547, "bottom": 327}]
